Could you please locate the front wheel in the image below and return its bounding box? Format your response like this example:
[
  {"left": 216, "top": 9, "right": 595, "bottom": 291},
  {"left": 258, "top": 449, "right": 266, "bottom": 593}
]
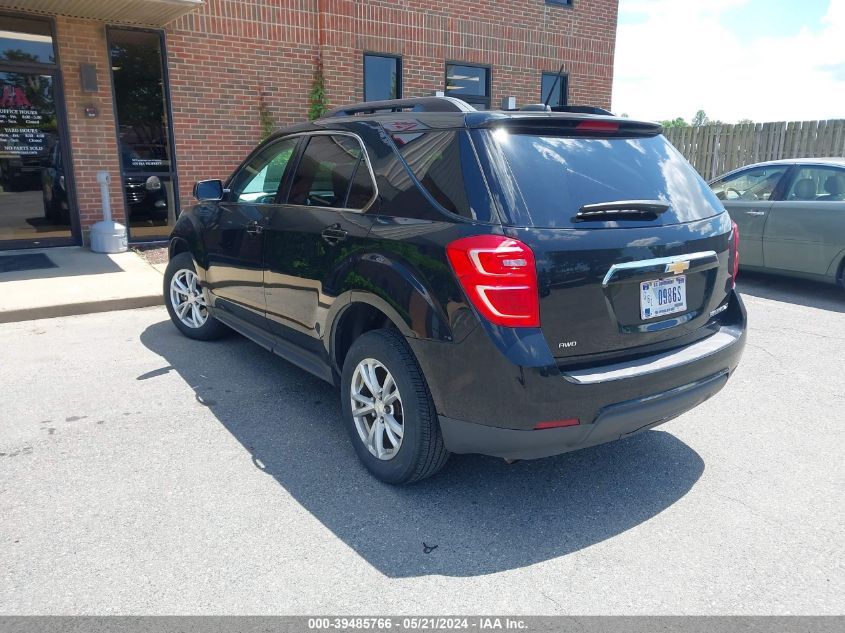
[
  {"left": 163, "top": 252, "right": 229, "bottom": 340},
  {"left": 341, "top": 329, "right": 449, "bottom": 484}
]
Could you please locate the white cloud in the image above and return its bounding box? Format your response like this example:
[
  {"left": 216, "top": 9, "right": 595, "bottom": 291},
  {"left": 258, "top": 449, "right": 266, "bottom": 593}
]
[{"left": 612, "top": 0, "right": 845, "bottom": 123}]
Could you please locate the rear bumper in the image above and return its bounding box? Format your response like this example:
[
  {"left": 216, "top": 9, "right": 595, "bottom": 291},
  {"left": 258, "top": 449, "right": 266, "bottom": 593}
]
[
  {"left": 408, "top": 290, "right": 746, "bottom": 459},
  {"left": 440, "top": 370, "right": 728, "bottom": 460}
]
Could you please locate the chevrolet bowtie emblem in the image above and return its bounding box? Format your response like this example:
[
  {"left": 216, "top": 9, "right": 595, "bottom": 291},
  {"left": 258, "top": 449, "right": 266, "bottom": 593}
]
[{"left": 665, "top": 260, "right": 690, "bottom": 275}]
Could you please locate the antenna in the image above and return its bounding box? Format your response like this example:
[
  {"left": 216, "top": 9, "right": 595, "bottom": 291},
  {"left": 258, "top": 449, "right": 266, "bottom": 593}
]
[{"left": 543, "top": 64, "right": 566, "bottom": 109}]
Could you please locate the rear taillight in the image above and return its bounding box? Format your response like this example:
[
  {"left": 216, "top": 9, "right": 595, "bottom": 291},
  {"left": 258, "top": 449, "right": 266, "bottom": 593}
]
[
  {"left": 446, "top": 235, "right": 540, "bottom": 328},
  {"left": 731, "top": 220, "right": 740, "bottom": 287}
]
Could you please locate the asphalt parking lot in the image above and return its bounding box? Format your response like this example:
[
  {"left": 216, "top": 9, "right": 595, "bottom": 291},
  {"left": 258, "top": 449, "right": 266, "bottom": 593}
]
[{"left": 1, "top": 272, "right": 843, "bottom": 615}]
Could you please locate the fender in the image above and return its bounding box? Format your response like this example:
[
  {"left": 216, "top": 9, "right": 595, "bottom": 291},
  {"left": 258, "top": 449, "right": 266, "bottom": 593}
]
[
  {"left": 168, "top": 207, "right": 209, "bottom": 281},
  {"left": 324, "top": 290, "right": 411, "bottom": 359},
  {"left": 826, "top": 245, "right": 845, "bottom": 282},
  {"left": 323, "top": 247, "right": 479, "bottom": 358}
]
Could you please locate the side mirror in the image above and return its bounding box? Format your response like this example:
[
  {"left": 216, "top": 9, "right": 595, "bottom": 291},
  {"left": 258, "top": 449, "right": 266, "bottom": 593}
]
[{"left": 193, "top": 179, "right": 224, "bottom": 201}]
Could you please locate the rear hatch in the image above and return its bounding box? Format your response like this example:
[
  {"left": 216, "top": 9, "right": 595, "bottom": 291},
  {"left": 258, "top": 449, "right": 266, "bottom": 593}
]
[{"left": 470, "top": 116, "right": 735, "bottom": 362}]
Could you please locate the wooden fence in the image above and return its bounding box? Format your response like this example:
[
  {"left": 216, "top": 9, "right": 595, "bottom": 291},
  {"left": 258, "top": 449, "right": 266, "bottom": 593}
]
[{"left": 663, "top": 119, "right": 845, "bottom": 181}]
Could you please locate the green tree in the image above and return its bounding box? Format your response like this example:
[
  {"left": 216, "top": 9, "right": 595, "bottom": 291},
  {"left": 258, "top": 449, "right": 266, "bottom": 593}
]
[
  {"left": 308, "top": 68, "right": 329, "bottom": 120},
  {"left": 660, "top": 117, "right": 689, "bottom": 128},
  {"left": 692, "top": 109, "right": 709, "bottom": 127},
  {"left": 737, "top": 118, "right": 753, "bottom": 124}
]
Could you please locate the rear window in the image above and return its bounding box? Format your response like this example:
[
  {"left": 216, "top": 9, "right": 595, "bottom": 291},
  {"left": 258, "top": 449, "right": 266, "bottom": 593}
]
[{"left": 479, "top": 130, "right": 724, "bottom": 228}]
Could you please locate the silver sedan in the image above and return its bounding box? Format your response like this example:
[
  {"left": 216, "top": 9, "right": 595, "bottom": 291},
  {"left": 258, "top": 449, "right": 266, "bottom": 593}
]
[{"left": 710, "top": 158, "right": 845, "bottom": 291}]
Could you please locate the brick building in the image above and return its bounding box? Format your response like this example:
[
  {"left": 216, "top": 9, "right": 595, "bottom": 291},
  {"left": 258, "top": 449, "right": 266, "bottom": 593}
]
[{"left": 0, "top": 0, "right": 618, "bottom": 249}]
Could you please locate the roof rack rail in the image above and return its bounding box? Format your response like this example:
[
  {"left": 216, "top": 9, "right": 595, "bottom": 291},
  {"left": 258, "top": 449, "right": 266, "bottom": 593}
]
[{"left": 326, "top": 96, "right": 476, "bottom": 118}]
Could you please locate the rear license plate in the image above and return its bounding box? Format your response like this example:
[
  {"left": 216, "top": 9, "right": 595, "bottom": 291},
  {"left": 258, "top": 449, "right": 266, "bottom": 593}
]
[{"left": 640, "top": 276, "right": 687, "bottom": 320}]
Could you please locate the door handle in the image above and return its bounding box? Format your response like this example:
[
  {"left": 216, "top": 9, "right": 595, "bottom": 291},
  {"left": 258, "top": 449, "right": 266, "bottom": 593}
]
[
  {"left": 746, "top": 210, "right": 767, "bottom": 216},
  {"left": 245, "top": 220, "right": 264, "bottom": 235},
  {"left": 322, "top": 225, "right": 348, "bottom": 245}
]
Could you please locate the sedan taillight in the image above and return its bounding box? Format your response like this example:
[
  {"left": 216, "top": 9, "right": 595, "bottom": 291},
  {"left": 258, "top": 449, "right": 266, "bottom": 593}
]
[{"left": 446, "top": 235, "right": 540, "bottom": 328}]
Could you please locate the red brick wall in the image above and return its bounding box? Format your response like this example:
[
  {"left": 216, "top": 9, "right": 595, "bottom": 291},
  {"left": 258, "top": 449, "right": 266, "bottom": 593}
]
[
  {"left": 166, "top": 0, "right": 618, "bottom": 211},
  {"left": 55, "top": 17, "right": 127, "bottom": 240},
  {"left": 165, "top": 3, "right": 320, "bottom": 213},
  {"left": 14, "top": 1, "right": 618, "bottom": 235}
]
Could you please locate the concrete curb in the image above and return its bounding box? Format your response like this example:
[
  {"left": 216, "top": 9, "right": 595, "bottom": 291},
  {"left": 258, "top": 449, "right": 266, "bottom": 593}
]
[{"left": 0, "top": 294, "right": 162, "bottom": 324}]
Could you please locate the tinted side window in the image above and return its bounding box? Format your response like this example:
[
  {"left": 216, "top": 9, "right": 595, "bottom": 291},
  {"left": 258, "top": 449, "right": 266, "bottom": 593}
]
[
  {"left": 229, "top": 138, "right": 297, "bottom": 203},
  {"left": 784, "top": 166, "right": 845, "bottom": 201},
  {"left": 711, "top": 165, "right": 789, "bottom": 202},
  {"left": 288, "top": 134, "right": 375, "bottom": 209},
  {"left": 392, "top": 130, "right": 491, "bottom": 221}
]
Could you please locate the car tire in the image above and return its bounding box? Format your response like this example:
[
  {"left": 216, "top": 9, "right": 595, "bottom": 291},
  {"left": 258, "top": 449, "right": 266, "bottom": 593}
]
[
  {"left": 341, "top": 328, "right": 449, "bottom": 484},
  {"left": 163, "top": 252, "right": 230, "bottom": 341}
]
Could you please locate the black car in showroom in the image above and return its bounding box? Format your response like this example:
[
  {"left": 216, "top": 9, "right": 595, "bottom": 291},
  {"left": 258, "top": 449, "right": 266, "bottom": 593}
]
[
  {"left": 164, "top": 96, "right": 746, "bottom": 484},
  {"left": 41, "top": 141, "right": 168, "bottom": 224}
]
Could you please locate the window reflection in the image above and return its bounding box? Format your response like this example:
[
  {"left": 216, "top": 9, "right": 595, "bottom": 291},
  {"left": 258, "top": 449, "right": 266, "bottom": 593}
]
[
  {"left": 488, "top": 132, "right": 723, "bottom": 228},
  {"left": 109, "top": 28, "right": 177, "bottom": 239},
  {"left": 110, "top": 30, "right": 171, "bottom": 173},
  {"left": 0, "top": 70, "right": 70, "bottom": 243},
  {"left": 541, "top": 72, "right": 568, "bottom": 107},
  {"left": 125, "top": 175, "right": 176, "bottom": 237},
  {"left": 445, "top": 64, "right": 490, "bottom": 109},
  {"left": 364, "top": 55, "right": 401, "bottom": 101},
  {"left": 0, "top": 17, "right": 55, "bottom": 65}
]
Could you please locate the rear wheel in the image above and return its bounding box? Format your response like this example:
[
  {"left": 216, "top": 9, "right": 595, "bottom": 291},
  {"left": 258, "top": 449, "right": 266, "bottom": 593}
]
[
  {"left": 341, "top": 329, "right": 449, "bottom": 484},
  {"left": 164, "top": 252, "right": 229, "bottom": 340}
]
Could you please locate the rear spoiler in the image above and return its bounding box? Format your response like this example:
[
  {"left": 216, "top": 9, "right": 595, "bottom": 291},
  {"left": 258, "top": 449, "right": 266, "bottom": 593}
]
[{"left": 473, "top": 116, "right": 663, "bottom": 137}]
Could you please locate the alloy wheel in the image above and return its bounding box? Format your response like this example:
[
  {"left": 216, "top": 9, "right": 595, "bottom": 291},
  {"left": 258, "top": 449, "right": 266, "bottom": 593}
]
[
  {"left": 169, "top": 268, "right": 209, "bottom": 329},
  {"left": 350, "top": 358, "right": 404, "bottom": 460}
]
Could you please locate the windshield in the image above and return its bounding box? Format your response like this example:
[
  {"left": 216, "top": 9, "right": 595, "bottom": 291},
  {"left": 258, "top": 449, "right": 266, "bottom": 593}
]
[{"left": 478, "top": 130, "right": 725, "bottom": 228}]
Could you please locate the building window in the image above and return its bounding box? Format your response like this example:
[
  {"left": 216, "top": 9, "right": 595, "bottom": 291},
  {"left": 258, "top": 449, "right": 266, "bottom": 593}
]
[
  {"left": 108, "top": 28, "right": 178, "bottom": 240},
  {"left": 364, "top": 54, "right": 401, "bottom": 102},
  {"left": 541, "top": 72, "right": 568, "bottom": 107},
  {"left": 0, "top": 15, "right": 55, "bottom": 64},
  {"left": 545, "top": 0, "right": 573, "bottom": 6},
  {"left": 0, "top": 14, "right": 75, "bottom": 247},
  {"left": 445, "top": 63, "right": 491, "bottom": 109}
]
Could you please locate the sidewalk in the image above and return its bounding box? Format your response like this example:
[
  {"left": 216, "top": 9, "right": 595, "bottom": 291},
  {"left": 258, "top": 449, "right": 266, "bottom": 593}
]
[{"left": 0, "top": 247, "right": 165, "bottom": 324}]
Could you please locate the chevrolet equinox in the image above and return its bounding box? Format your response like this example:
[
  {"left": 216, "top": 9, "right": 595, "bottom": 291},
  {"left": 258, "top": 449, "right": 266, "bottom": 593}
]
[{"left": 163, "top": 97, "right": 746, "bottom": 484}]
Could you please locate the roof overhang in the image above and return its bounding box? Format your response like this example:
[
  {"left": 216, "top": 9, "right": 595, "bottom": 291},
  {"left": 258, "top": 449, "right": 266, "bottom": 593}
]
[{"left": 0, "top": 0, "right": 203, "bottom": 26}]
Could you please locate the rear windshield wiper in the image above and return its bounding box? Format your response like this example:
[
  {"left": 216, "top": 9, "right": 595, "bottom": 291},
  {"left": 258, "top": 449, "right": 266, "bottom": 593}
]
[{"left": 575, "top": 200, "right": 670, "bottom": 222}]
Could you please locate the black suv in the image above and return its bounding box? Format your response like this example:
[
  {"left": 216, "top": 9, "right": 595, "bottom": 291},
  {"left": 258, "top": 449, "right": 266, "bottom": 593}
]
[{"left": 164, "top": 97, "right": 746, "bottom": 484}]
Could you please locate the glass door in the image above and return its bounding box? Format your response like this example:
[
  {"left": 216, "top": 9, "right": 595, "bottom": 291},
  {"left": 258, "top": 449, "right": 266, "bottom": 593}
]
[
  {"left": 0, "top": 14, "right": 74, "bottom": 247},
  {"left": 108, "top": 27, "right": 178, "bottom": 241}
]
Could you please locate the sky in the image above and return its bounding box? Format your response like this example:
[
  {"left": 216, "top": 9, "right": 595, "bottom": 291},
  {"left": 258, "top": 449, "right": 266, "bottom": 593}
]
[{"left": 612, "top": 0, "right": 845, "bottom": 123}]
